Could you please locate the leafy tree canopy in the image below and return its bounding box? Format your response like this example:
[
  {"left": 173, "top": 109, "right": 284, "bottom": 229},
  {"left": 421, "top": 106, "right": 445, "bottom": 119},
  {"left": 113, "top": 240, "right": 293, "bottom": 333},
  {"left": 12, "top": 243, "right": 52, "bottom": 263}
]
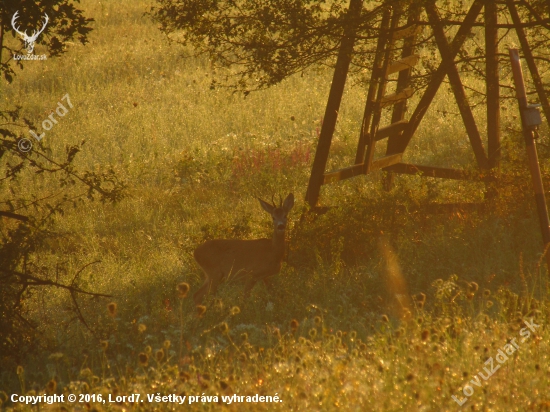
[
  {"left": 152, "top": 0, "right": 385, "bottom": 89},
  {"left": 0, "top": 0, "right": 124, "bottom": 364},
  {"left": 151, "top": 0, "right": 550, "bottom": 96}
]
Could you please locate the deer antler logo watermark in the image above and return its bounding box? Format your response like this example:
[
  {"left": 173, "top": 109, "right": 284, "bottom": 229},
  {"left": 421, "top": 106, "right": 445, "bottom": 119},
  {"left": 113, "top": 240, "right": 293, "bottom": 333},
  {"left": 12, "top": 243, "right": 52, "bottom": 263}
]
[{"left": 11, "top": 11, "right": 49, "bottom": 55}]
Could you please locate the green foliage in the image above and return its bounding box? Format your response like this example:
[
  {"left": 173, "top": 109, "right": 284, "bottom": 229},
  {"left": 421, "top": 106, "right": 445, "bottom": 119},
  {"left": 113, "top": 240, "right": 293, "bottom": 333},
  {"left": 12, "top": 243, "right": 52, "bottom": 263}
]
[
  {"left": 151, "top": 0, "right": 362, "bottom": 89},
  {"left": 151, "top": 0, "right": 550, "bottom": 100},
  {"left": 0, "top": 0, "right": 124, "bottom": 367}
]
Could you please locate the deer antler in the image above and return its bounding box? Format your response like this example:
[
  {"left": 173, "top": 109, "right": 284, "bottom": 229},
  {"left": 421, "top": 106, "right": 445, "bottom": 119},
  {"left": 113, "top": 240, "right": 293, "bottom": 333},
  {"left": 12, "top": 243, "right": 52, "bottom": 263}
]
[
  {"left": 11, "top": 11, "right": 27, "bottom": 37},
  {"left": 28, "top": 13, "right": 49, "bottom": 42}
]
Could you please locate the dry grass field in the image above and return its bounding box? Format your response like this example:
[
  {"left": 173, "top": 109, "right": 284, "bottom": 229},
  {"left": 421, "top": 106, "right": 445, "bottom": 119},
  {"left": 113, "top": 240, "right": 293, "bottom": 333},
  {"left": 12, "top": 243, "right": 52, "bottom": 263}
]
[{"left": 1, "top": 0, "right": 550, "bottom": 410}]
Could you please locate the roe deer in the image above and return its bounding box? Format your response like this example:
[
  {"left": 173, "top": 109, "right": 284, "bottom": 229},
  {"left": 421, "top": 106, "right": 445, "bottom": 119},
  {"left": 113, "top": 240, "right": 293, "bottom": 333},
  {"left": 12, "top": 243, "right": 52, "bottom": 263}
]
[{"left": 193, "top": 193, "right": 294, "bottom": 305}]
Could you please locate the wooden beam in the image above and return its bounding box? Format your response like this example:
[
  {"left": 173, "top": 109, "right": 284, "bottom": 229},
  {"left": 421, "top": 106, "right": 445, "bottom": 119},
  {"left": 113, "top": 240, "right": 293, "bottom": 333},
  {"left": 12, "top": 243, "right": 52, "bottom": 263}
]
[
  {"left": 392, "top": 24, "right": 423, "bottom": 41},
  {"left": 375, "top": 120, "right": 409, "bottom": 141},
  {"left": 355, "top": 7, "right": 393, "bottom": 165},
  {"left": 380, "top": 87, "right": 414, "bottom": 109},
  {"left": 323, "top": 163, "right": 365, "bottom": 185},
  {"left": 370, "top": 153, "right": 403, "bottom": 172},
  {"left": 305, "top": 0, "right": 364, "bottom": 207},
  {"left": 384, "top": 163, "right": 478, "bottom": 180},
  {"left": 426, "top": 1, "right": 489, "bottom": 171},
  {"left": 507, "top": 0, "right": 550, "bottom": 130},
  {"left": 387, "top": 0, "right": 484, "bottom": 157},
  {"left": 384, "top": 3, "right": 422, "bottom": 191},
  {"left": 0, "top": 211, "right": 29, "bottom": 222},
  {"left": 403, "top": 20, "right": 550, "bottom": 29},
  {"left": 486, "top": 0, "right": 501, "bottom": 169},
  {"left": 509, "top": 47, "right": 550, "bottom": 274},
  {"left": 322, "top": 153, "right": 403, "bottom": 184},
  {"left": 364, "top": 7, "right": 399, "bottom": 174},
  {"left": 386, "top": 55, "right": 420, "bottom": 75}
]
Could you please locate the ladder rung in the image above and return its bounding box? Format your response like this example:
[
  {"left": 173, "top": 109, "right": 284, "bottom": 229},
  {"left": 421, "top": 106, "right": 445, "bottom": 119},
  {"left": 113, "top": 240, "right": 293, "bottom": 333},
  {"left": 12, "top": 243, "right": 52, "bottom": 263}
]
[
  {"left": 322, "top": 153, "right": 405, "bottom": 184},
  {"left": 392, "top": 25, "right": 423, "bottom": 41},
  {"left": 375, "top": 120, "right": 409, "bottom": 141},
  {"left": 380, "top": 88, "right": 414, "bottom": 108},
  {"left": 323, "top": 163, "right": 365, "bottom": 185},
  {"left": 386, "top": 55, "right": 420, "bottom": 75},
  {"left": 370, "top": 153, "right": 403, "bottom": 172},
  {"left": 384, "top": 163, "right": 474, "bottom": 180}
]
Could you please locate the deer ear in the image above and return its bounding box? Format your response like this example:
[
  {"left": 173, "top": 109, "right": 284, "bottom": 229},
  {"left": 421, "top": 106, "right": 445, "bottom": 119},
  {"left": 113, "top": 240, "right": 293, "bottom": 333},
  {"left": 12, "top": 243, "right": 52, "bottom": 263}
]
[
  {"left": 258, "top": 198, "right": 275, "bottom": 214},
  {"left": 283, "top": 193, "right": 294, "bottom": 212}
]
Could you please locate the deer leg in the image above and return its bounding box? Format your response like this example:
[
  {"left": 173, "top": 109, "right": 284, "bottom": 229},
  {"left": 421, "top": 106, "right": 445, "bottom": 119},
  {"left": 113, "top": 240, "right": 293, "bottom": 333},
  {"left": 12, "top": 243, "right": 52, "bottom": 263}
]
[
  {"left": 262, "top": 277, "right": 274, "bottom": 292},
  {"left": 193, "top": 278, "right": 212, "bottom": 306},
  {"left": 243, "top": 278, "right": 258, "bottom": 301},
  {"left": 210, "top": 274, "right": 223, "bottom": 295}
]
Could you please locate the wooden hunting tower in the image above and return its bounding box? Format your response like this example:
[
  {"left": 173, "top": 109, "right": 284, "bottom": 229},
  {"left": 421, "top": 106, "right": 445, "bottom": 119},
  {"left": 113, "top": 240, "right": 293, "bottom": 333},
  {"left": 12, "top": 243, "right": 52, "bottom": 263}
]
[{"left": 305, "top": 0, "right": 550, "bottom": 207}]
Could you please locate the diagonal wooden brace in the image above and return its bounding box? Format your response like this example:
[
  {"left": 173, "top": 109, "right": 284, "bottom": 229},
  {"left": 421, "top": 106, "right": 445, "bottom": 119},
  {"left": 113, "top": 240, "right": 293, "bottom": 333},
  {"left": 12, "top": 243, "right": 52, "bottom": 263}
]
[
  {"left": 387, "top": 0, "right": 485, "bottom": 158},
  {"left": 425, "top": 1, "right": 489, "bottom": 170}
]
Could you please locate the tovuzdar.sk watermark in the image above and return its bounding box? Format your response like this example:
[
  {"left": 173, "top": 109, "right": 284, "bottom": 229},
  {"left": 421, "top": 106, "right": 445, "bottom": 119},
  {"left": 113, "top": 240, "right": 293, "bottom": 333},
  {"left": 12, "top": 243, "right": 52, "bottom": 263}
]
[
  {"left": 13, "top": 54, "right": 47, "bottom": 61},
  {"left": 452, "top": 318, "right": 540, "bottom": 406},
  {"left": 11, "top": 10, "right": 48, "bottom": 60}
]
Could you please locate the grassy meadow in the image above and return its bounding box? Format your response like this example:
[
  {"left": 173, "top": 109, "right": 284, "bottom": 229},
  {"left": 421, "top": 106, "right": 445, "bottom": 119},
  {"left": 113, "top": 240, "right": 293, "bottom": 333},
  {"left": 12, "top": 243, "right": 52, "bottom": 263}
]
[{"left": 1, "top": 0, "right": 550, "bottom": 410}]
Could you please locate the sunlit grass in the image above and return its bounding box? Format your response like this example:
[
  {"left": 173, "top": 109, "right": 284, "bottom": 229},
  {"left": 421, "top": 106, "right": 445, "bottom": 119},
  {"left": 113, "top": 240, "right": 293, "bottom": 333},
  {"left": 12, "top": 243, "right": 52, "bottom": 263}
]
[{"left": 1, "top": 0, "right": 550, "bottom": 410}]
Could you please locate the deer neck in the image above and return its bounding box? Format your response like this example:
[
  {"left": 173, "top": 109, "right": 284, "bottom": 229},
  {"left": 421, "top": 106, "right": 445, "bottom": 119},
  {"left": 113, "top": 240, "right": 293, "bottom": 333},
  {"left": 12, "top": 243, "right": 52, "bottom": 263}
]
[{"left": 271, "top": 230, "right": 286, "bottom": 258}]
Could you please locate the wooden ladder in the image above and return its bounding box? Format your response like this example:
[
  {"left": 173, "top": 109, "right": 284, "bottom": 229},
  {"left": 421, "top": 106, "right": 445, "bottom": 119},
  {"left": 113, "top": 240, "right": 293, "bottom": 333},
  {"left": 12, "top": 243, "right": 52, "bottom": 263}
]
[
  {"left": 306, "top": 0, "right": 550, "bottom": 208},
  {"left": 321, "top": 4, "right": 422, "bottom": 186}
]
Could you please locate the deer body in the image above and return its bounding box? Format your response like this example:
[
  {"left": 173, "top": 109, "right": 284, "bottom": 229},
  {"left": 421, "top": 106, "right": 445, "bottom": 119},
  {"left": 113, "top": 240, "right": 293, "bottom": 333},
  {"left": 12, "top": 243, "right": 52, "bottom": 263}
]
[{"left": 193, "top": 193, "right": 294, "bottom": 305}]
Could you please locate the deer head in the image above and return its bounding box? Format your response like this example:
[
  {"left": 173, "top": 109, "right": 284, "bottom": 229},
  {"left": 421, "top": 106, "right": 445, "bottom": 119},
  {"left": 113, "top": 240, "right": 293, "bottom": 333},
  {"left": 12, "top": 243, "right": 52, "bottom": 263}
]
[
  {"left": 12, "top": 11, "right": 49, "bottom": 54},
  {"left": 258, "top": 193, "right": 294, "bottom": 235}
]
